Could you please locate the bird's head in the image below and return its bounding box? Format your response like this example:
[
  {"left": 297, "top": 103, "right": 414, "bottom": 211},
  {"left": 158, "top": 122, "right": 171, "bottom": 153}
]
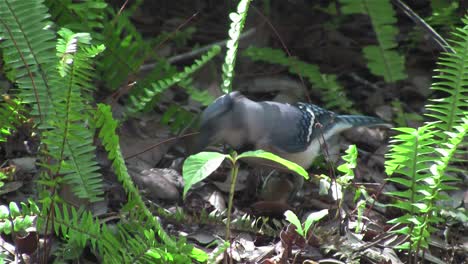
[{"left": 194, "top": 91, "right": 247, "bottom": 152}]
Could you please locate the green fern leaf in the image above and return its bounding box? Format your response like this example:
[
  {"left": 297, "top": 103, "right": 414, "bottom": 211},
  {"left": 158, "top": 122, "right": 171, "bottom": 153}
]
[
  {"left": 340, "top": 0, "right": 407, "bottom": 82},
  {"left": 95, "top": 104, "right": 208, "bottom": 262},
  {"left": 127, "top": 45, "right": 220, "bottom": 114},
  {"left": 40, "top": 28, "right": 105, "bottom": 202},
  {"left": 1, "top": 1, "right": 105, "bottom": 202},
  {"left": 45, "top": 0, "right": 107, "bottom": 35},
  {"left": 426, "top": 16, "right": 468, "bottom": 138},
  {"left": 0, "top": 97, "right": 26, "bottom": 142},
  {"left": 221, "top": 0, "right": 252, "bottom": 93},
  {"left": 0, "top": 0, "right": 58, "bottom": 121}
]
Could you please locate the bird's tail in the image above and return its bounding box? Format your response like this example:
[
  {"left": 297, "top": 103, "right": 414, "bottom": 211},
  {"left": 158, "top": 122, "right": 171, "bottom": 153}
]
[{"left": 336, "top": 115, "right": 391, "bottom": 128}]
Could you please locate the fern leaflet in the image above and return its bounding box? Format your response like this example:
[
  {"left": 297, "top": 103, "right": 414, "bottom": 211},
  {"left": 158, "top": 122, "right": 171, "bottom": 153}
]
[
  {"left": 340, "top": 0, "right": 407, "bottom": 82},
  {"left": 221, "top": 0, "right": 252, "bottom": 93},
  {"left": 426, "top": 16, "right": 468, "bottom": 140},
  {"left": 127, "top": 45, "right": 221, "bottom": 113},
  {"left": 94, "top": 104, "right": 208, "bottom": 262}
]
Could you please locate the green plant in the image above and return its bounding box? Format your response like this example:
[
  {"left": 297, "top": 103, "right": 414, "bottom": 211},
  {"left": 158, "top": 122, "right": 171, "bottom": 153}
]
[
  {"left": 0, "top": 96, "right": 26, "bottom": 142},
  {"left": 221, "top": 0, "right": 252, "bottom": 93},
  {"left": 0, "top": 0, "right": 209, "bottom": 261},
  {"left": 284, "top": 209, "right": 328, "bottom": 240},
  {"left": 427, "top": 0, "right": 460, "bottom": 29},
  {"left": 183, "top": 150, "right": 308, "bottom": 240},
  {"left": 0, "top": 200, "right": 39, "bottom": 236},
  {"left": 339, "top": 0, "right": 407, "bottom": 82},
  {"left": 127, "top": 45, "right": 221, "bottom": 114},
  {"left": 45, "top": 0, "right": 152, "bottom": 90},
  {"left": 384, "top": 16, "right": 468, "bottom": 262},
  {"left": 95, "top": 104, "right": 208, "bottom": 262},
  {"left": 317, "top": 145, "right": 369, "bottom": 232}
]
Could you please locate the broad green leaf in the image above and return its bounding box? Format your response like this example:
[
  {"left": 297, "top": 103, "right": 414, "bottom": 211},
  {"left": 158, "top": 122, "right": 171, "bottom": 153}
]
[
  {"left": 284, "top": 210, "right": 304, "bottom": 237},
  {"left": 2, "top": 221, "right": 12, "bottom": 235},
  {"left": 238, "top": 150, "right": 308, "bottom": 179},
  {"left": 145, "top": 249, "right": 162, "bottom": 259},
  {"left": 9, "top": 202, "right": 20, "bottom": 218},
  {"left": 0, "top": 206, "right": 8, "bottom": 219},
  {"left": 190, "top": 247, "right": 209, "bottom": 262},
  {"left": 183, "top": 152, "right": 227, "bottom": 198},
  {"left": 304, "top": 209, "right": 328, "bottom": 235}
]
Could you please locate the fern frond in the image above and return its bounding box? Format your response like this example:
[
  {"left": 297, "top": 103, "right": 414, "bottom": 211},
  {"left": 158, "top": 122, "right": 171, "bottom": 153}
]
[
  {"left": 221, "top": 0, "right": 252, "bottom": 93},
  {"left": 427, "top": 1, "right": 460, "bottom": 29},
  {"left": 0, "top": 0, "right": 58, "bottom": 121},
  {"left": 39, "top": 28, "right": 105, "bottom": 202},
  {"left": 45, "top": 0, "right": 146, "bottom": 90},
  {"left": 243, "top": 46, "right": 354, "bottom": 111},
  {"left": 1, "top": 1, "right": 104, "bottom": 202},
  {"left": 94, "top": 104, "right": 209, "bottom": 262},
  {"left": 386, "top": 119, "right": 467, "bottom": 250},
  {"left": 426, "top": 16, "right": 468, "bottom": 138},
  {"left": 45, "top": 0, "right": 107, "bottom": 34},
  {"left": 127, "top": 45, "right": 221, "bottom": 113},
  {"left": 52, "top": 204, "right": 101, "bottom": 251},
  {"left": 178, "top": 77, "right": 215, "bottom": 106},
  {"left": 385, "top": 125, "right": 436, "bottom": 180},
  {"left": 98, "top": 6, "right": 151, "bottom": 89},
  {"left": 340, "top": 0, "right": 407, "bottom": 82},
  {"left": 337, "top": 144, "right": 357, "bottom": 180}
]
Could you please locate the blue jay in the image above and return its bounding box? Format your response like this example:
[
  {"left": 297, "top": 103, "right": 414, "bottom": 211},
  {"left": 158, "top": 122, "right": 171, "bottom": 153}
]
[{"left": 195, "top": 91, "right": 389, "bottom": 170}]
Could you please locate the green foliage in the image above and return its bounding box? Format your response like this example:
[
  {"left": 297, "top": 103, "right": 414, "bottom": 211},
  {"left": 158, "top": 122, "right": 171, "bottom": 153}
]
[
  {"left": 340, "top": 0, "right": 407, "bottom": 82},
  {"left": 45, "top": 0, "right": 149, "bottom": 90},
  {"left": 95, "top": 104, "right": 207, "bottom": 262},
  {"left": 384, "top": 19, "right": 468, "bottom": 254},
  {"left": 284, "top": 209, "right": 328, "bottom": 239},
  {"left": 221, "top": 0, "right": 252, "bottom": 93},
  {"left": 184, "top": 149, "right": 309, "bottom": 241},
  {"left": 42, "top": 28, "right": 104, "bottom": 202},
  {"left": 428, "top": 0, "right": 460, "bottom": 29},
  {"left": 385, "top": 122, "right": 466, "bottom": 251},
  {"left": 97, "top": 5, "right": 151, "bottom": 89},
  {"left": 426, "top": 16, "right": 468, "bottom": 140},
  {"left": 178, "top": 77, "right": 215, "bottom": 106},
  {"left": 0, "top": 200, "right": 39, "bottom": 235},
  {"left": 45, "top": 0, "right": 107, "bottom": 34},
  {"left": 0, "top": 0, "right": 104, "bottom": 202},
  {"left": 0, "top": 96, "right": 26, "bottom": 142},
  {"left": 337, "top": 144, "right": 357, "bottom": 184},
  {"left": 392, "top": 100, "right": 424, "bottom": 127},
  {"left": 243, "top": 46, "right": 354, "bottom": 112},
  {"left": 330, "top": 145, "right": 359, "bottom": 201},
  {"left": 127, "top": 45, "right": 221, "bottom": 114},
  {"left": 0, "top": 0, "right": 57, "bottom": 120},
  {"left": 237, "top": 150, "right": 308, "bottom": 179},
  {"left": 51, "top": 203, "right": 102, "bottom": 259},
  {"left": 183, "top": 150, "right": 309, "bottom": 199},
  {"left": 182, "top": 151, "right": 227, "bottom": 199},
  {"left": 160, "top": 104, "right": 196, "bottom": 133}
]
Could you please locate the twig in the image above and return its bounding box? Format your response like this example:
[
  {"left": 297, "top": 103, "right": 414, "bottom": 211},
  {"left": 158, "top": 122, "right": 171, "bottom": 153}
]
[
  {"left": 139, "top": 28, "right": 257, "bottom": 71},
  {"left": 124, "top": 132, "right": 198, "bottom": 160},
  {"left": 391, "top": 0, "right": 455, "bottom": 53}
]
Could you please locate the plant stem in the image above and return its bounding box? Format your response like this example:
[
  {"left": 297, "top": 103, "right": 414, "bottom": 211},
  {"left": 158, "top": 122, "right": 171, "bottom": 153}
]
[{"left": 225, "top": 161, "right": 240, "bottom": 241}]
